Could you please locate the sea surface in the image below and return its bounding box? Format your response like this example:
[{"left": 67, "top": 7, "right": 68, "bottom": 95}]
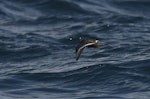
[{"left": 0, "top": 0, "right": 150, "bottom": 99}]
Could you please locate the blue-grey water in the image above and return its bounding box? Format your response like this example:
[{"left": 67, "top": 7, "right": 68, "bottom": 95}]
[{"left": 0, "top": 0, "right": 150, "bottom": 99}]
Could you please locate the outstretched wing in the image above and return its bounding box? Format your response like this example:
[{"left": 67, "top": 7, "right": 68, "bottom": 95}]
[{"left": 76, "top": 42, "right": 95, "bottom": 60}]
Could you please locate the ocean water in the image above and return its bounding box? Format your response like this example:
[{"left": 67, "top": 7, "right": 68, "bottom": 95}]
[{"left": 0, "top": 0, "right": 150, "bottom": 99}]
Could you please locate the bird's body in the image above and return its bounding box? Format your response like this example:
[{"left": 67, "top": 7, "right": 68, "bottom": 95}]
[{"left": 76, "top": 39, "right": 100, "bottom": 60}]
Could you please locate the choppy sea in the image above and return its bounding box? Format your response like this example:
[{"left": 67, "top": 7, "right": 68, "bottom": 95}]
[{"left": 0, "top": 0, "right": 150, "bottom": 99}]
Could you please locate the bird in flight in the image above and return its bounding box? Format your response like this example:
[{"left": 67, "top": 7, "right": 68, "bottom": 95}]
[{"left": 76, "top": 39, "right": 101, "bottom": 60}]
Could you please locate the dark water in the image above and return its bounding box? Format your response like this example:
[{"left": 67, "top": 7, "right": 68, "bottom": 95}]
[{"left": 0, "top": 0, "right": 150, "bottom": 99}]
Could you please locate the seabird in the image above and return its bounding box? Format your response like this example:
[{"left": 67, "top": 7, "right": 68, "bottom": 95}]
[{"left": 76, "top": 39, "right": 100, "bottom": 60}]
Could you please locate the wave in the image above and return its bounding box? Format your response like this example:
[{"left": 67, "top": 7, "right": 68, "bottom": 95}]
[{"left": 1, "top": 0, "right": 150, "bottom": 23}]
